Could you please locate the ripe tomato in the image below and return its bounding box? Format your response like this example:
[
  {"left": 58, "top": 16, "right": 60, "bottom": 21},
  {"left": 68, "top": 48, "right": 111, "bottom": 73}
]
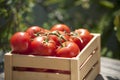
[
  {"left": 26, "top": 26, "right": 46, "bottom": 38},
  {"left": 48, "top": 33, "right": 60, "bottom": 46},
  {"left": 75, "top": 29, "right": 93, "bottom": 48},
  {"left": 50, "top": 24, "right": 71, "bottom": 33},
  {"left": 48, "top": 31, "right": 70, "bottom": 46},
  {"left": 69, "top": 34, "right": 83, "bottom": 50},
  {"left": 31, "top": 36, "right": 56, "bottom": 56},
  {"left": 10, "top": 32, "right": 31, "bottom": 54},
  {"left": 56, "top": 41, "right": 80, "bottom": 58},
  {"left": 58, "top": 31, "right": 70, "bottom": 42}
]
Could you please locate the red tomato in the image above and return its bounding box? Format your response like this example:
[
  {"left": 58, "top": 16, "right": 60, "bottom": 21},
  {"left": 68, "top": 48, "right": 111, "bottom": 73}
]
[
  {"left": 69, "top": 35, "right": 83, "bottom": 50},
  {"left": 75, "top": 29, "right": 93, "bottom": 48},
  {"left": 48, "top": 33, "right": 60, "bottom": 46},
  {"left": 10, "top": 32, "right": 31, "bottom": 54},
  {"left": 56, "top": 41, "right": 80, "bottom": 58},
  {"left": 26, "top": 26, "right": 46, "bottom": 38},
  {"left": 49, "top": 31, "right": 70, "bottom": 46},
  {"left": 31, "top": 36, "right": 56, "bottom": 56},
  {"left": 50, "top": 24, "right": 71, "bottom": 33},
  {"left": 58, "top": 31, "right": 70, "bottom": 42}
]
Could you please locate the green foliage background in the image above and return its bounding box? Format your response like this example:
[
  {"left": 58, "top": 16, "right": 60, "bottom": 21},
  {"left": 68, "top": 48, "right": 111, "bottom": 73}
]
[{"left": 0, "top": 0, "right": 120, "bottom": 59}]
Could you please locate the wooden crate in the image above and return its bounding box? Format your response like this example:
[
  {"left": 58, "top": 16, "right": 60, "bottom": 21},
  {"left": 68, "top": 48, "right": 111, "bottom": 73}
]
[{"left": 4, "top": 33, "right": 100, "bottom": 80}]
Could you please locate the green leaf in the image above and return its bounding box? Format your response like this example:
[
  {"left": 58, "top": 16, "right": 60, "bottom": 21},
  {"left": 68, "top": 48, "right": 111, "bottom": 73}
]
[
  {"left": 114, "top": 15, "right": 120, "bottom": 27},
  {"left": 99, "top": 0, "right": 114, "bottom": 9},
  {"left": 43, "top": 0, "right": 64, "bottom": 6},
  {"left": 114, "top": 14, "right": 120, "bottom": 42},
  {"left": 116, "top": 25, "right": 120, "bottom": 42}
]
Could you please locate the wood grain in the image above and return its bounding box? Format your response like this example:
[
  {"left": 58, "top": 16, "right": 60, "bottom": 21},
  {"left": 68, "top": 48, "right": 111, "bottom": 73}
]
[
  {"left": 0, "top": 57, "right": 120, "bottom": 80},
  {"left": 4, "top": 53, "right": 12, "bottom": 80}
]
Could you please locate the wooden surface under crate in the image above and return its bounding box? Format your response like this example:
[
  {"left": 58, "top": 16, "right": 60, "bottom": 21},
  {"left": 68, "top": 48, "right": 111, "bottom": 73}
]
[{"left": 4, "top": 34, "right": 100, "bottom": 80}]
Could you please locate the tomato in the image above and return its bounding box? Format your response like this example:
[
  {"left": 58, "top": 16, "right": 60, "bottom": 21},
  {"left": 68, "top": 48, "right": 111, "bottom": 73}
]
[
  {"left": 58, "top": 31, "right": 70, "bottom": 42},
  {"left": 50, "top": 24, "right": 71, "bottom": 33},
  {"left": 49, "top": 31, "right": 70, "bottom": 47},
  {"left": 75, "top": 29, "right": 93, "bottom": 48},
  {"left": 10, "top": 32, "right": 31, "bottom": 54},
  {"left": 31, "top": 36, "right": 56, "bottom": 56},
  {"left": 48, "top": 33, "right": 60, "bottom": 46},
  {"left": 69, "top": 33, "right": 83, "bottom": 50},
  {"left": 56, "top": 41, "right": 80, "bottom": 58},
  {"left": 26, "top": 26, "right": 46, "bottom": 38}
]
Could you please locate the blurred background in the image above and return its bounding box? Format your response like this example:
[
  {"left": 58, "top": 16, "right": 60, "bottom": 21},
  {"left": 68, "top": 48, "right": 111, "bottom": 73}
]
[{"left": 0, "top": 0, "right": 120, "bottom": 67}]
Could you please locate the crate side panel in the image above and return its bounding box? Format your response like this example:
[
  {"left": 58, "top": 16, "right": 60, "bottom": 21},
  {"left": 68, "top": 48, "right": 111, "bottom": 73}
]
[
  {"left": 4, "top": 53, "right": 13, "bottom": 80},
  {"left": 97, "top": 34, "right": 101, "bottom": 65},
  {"left": 70, "top": 59, "right": 80, "bottom": 80},
  {"left": 13, "top": 71, "right": 70, "bottom": 80},
  {"left": 84, "top": 61, "right": 100, "bottom": 80},
  {"left": 79, "top": 50, "right": 99, "bottom": 80},
  {"left": 12, "top": 54, "right": 70, "bottom": 70},
  {"left": 78, "top": 34, "right": 99, "bottom": 66}
]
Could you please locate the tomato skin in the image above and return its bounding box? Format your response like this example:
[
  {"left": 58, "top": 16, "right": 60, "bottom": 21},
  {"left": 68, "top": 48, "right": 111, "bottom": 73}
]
[
  {"left": 26, "top": 26, "right": 45, "bottom": 38},
  {"left": 56, "top": 41, "right": 80, "bottom": 58},
  {"left": 75, "top": 29, "right": 93, "bottom": 48},
  {"left": 50, "top": 24, "right": 71, "bottom": 33},
  {"left": 48, "top": 34, "right": 60, "bottom": 46},
  {"left": 48, "top": 31, "right": 70, "bottom": 46},
  {"left": 31, "top": 36, "right": 56, "bottom": 56},
  {"left": 10, "top": 32, "right": 31, "bottom": 54},
  {"left": 58, "top": 31, "right": 70, "bottom": 42},
  {"left": 69, "top": 36, "right": 83, "bottom": 50}
]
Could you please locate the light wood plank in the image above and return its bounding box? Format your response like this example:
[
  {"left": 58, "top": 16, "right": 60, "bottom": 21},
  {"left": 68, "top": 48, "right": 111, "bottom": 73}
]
[
  {"left": 12, "top": 54, "right": 71, "bottom": 70},
  {"left": 70, "top": 58, "right": 80, "bottom": 80},
  {"left": 13, "top": 71, "right": 70, "bottom": 80},
  {"left": 4, "top": 53, "right": 13, "bottom": 80},
  {"left": 84, "top": 61, "right": 100, "bottom": 80},
  {"left": 79, "top": 49, "right": 99, "bottom": 80}
]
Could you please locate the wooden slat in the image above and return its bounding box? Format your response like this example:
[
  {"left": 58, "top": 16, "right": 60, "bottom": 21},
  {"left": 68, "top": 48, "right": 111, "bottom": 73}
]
[
  {"left": 70, "top": 58, "right": 80, "bottom": 80},
  {"left": 12, "top": 54, "right": 71, "bottom": 70},
  {"left": 84, "top": 61, "right": 100, "bottom": 80},
  {"left": 79, "top": 49, "right": 99, "bottom": 80},
  {"left": 77, "top": 34, "right": 100, "bottom": 66},
  {"left": 4, "top": 53, "right": 13, "bottom": 80},
  {"left": 13, "top": 71, "right": 70, "bottom": 80},
  {"left": 96, "top": 34, "right": 101, "bottom": 68}
]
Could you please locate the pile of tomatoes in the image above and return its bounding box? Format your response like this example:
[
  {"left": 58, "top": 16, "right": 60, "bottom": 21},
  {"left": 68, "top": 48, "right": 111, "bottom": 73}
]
[{"left": 10, "top": 24, "right": 93, "bottom": 58}]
